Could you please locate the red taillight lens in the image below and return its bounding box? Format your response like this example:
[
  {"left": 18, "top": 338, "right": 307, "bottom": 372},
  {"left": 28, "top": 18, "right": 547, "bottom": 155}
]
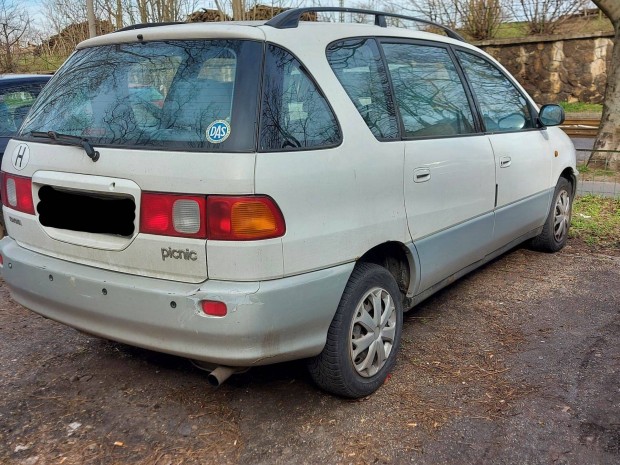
[
  {"left": 0, "top": 254, "right": 3, "bottom": 267},
  {"left": 207, "top": 196, "right": 286, "bottom": 241},
  {"left": 0, "top": 171, "right": 34, "bottom": 215},
  {"left": 201, "top": 300, "right": 227, "bottom": 317},
  {"left": 139, "top": 192, "right": 285, "bottom": 241},
  {"left": 140, "top": 192, "right": 206, "bottom": 238}
]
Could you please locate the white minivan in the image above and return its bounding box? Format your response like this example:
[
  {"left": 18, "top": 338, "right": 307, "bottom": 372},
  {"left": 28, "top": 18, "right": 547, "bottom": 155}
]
[{"left": 0, "top": 8, "right": 576, "bottom": 397}]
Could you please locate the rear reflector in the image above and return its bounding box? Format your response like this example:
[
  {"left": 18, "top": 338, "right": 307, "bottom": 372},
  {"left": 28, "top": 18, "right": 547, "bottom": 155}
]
[
  {"left": 140, "top": 193, "right": 206, "bottom": 238},
  {"left": 201, "top": 300, "right": 227, "bottom": 317},
  {"left": 0, "top": 171, "right": 34, "bottom": 215},
  {"left": 207, "top": 196, "right": 285, "bottom": 241}
]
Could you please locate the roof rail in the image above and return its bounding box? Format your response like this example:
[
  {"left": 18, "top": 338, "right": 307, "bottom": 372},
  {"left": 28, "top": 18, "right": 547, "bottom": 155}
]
[
  {"left": 264, "top": 7, "right": 466, "bottom": 42},
  {"left": 115, "top": 22, "right": 183, "bottom": 32}
]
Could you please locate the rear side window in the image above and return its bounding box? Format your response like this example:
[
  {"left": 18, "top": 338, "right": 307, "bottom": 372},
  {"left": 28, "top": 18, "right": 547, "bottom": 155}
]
[
  {"left": 0, "top": 83, "right": 46, "bottom": 136},
  {"left": 259, "top": 45, "right": 341, "bottom": 151},
  {"left": 20, "top": 40, "right": 262, "bottom": 152},
  {"left": 382, "top": 42, "right": 476, "bottom": 138},
  {"left": 456, "top": 51, "right": 534, "bottom": 133},
  {"left": 327, "top": 39, "right": 398, "bottom": 140}
]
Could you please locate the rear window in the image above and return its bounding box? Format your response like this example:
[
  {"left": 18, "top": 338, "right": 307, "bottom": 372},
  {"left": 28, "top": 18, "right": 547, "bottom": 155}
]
[
  {"left": 20, "top": 40, "right": 262, "bottom": 152},
  {"left": 0, "top": 82, "right": 47, "bottom": 137}
]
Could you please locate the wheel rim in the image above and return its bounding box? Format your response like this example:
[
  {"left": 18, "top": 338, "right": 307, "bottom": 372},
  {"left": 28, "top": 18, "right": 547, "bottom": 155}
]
[
  {"left": 349, "top": 287, "right": 397, "bottom": 378},
  {"left": 553, "top": 190, "right": 570, "bottom": 242}
]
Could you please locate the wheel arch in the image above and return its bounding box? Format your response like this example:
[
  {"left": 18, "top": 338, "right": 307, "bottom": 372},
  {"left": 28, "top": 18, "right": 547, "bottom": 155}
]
[
  {"left": 560, "top": 166, "right": 577, "bottom": 197},
  {"left": 357, "top": 241, "right": 419, "bottom": 307}
]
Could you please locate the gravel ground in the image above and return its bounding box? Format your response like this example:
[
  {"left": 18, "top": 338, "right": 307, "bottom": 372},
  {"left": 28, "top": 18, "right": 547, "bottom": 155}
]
[{"left": 0, "top": 239, "right": 618, "bottom": 465}]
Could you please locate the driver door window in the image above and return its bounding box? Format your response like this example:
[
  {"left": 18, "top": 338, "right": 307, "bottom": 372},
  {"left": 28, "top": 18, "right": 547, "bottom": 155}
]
[{"left": 455, "top": 51, "right": 533, "bottom": 133}]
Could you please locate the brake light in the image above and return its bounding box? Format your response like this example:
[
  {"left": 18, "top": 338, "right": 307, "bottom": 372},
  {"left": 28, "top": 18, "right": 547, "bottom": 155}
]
[
  {"left": 140, "top": 192, "right": 285, "bottom": 241},
  {"left": 207, "top": 196, "right": 286, "bottom": 241},
  {"left": 140, "top": 192, "right": 207, "bottom": 238},
  {"left": 0, "top": 171, "right": 34, "bottom": 215}
]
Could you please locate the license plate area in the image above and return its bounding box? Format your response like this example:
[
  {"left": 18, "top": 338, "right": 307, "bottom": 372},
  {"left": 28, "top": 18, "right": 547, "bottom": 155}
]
[{"left": 37, "top": 185, "right": 136, "bottom": 237}]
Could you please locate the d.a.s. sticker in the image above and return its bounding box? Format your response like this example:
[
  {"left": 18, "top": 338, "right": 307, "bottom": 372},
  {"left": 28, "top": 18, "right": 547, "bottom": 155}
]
[{"left": 206, "top": 120, "right": 231, "bottom": 144}]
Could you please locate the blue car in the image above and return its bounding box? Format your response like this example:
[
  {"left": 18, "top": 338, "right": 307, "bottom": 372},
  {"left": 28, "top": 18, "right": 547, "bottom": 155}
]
[
  {"left": 0, "top": 74, "right": 51, "bottom": 233},
  {"left": 0, "top": 74, "right": 52, "bottom": 163}
]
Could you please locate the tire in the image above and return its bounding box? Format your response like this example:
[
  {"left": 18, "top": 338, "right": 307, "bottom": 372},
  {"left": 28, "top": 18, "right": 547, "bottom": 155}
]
[
  {"left": 308, "top": 262, "right": 403, "bottom": 398},
  {"left": 530, "top": 177, "right": 573, "bottom": 252}
]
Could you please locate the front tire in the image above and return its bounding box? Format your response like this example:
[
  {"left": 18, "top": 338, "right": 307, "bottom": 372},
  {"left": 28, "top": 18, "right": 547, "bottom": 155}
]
[
  {"left": 308, "top": 262, "right": 403, "bottom": 398},
  {"left": 531, "top": 177, "right": 573, "bottom": 252}
]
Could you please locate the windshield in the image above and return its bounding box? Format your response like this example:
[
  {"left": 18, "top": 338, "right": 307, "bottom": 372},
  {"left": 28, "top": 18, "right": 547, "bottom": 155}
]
[{"left": 20, "top": 40, "right": 262, "bottom": 152}]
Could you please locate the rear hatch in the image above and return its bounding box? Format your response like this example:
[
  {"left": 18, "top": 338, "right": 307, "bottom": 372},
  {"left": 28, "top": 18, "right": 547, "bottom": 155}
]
[{"left": 1, "top": 37, "right": 263, "bottom": 283}]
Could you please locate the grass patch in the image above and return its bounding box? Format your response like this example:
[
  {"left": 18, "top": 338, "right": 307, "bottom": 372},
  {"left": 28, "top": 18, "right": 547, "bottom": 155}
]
[
  {"left": 494, "top": 21, "right": 528, "bottom": 39},
  {"left": 577, "top": 163, "right": 619, "bottom": 182},
  {"left": 15, "top": 53, "right": 68, "bottom": 73},
  {"left": 559, "top": 101, "right": 603, "bottom": 113},
  {"left": 570, "top": 195, "right": 620, "bottom": 247}
]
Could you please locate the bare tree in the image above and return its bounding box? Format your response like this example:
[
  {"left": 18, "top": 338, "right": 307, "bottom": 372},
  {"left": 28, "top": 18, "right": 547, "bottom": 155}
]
[
  {"left": 510, "top": 0, "right": 589, "bottom": 34},
  {"left": 458, "top": 0, "right": 505, "bottom": 39},
  {"left": 588, "top": 0, "right": 620, "bottom": 169},
  {"left": 404, "top": 0, "right": 461, "bottom": 29},
  {"left": 0, "top": 0, "right": 30, "bottom": 72},
  {"left": 402, "top": 0, "right": 506, "bottom": 38}
]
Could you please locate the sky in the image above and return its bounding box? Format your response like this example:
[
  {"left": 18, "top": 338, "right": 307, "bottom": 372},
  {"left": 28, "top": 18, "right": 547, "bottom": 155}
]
[{"left": 11, "top": 0, "right": 602, "bottom": 37}]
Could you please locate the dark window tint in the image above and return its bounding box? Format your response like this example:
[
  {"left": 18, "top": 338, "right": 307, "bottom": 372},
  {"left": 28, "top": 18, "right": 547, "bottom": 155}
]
[
  {"left": 456, "top": 51, "right": 533, "bottom": 133},
  {"left": 21, "top": 40, "right": 262, "bottom": 152},
  {"left": 382, "top": 43, "right": 475, "bottom": 138},
  {"left": 327, "top": 39, "right": 398, "bottom": 140},
  {"left": 0, "top": 83, "right": 46, "bottom": 136},
  {"left": 260, "top": 45, "right": 340, "bottom": 151}
]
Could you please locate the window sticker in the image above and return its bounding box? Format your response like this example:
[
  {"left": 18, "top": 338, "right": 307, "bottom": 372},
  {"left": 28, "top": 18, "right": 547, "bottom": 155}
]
[{"left": 206, "top": 120, "right": 231, "bottom": 144}]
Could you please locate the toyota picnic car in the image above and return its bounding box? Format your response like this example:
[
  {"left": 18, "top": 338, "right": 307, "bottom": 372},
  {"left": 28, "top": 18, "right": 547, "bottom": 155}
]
[{"left": 0, "top": 8, "right": 577, "bottom": 398}]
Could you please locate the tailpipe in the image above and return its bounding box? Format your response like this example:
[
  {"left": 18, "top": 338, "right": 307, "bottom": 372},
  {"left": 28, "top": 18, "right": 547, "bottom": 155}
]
[
  {"left": 207, "top": 366, "right": 238, "bottom": 387},
  {"left": 190, "top": 360, "right": 248, "bottom": 387}
]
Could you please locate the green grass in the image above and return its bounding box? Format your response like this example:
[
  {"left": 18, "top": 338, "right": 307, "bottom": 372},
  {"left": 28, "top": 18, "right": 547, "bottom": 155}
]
[
  {"left": 577, "top": 163, "right": 618, "bottom": 180},
  {"left": 570, "top": 195, "right": 620, "bottom": 247},
  {"left": 15, "top": 53, "right": 68, "bottom": 73},
  {"left": 559, "top": 102, "right": 603, "bottom": 113},
  {"left": 494, "top": 21, "right": 528, "bottom": 39}
]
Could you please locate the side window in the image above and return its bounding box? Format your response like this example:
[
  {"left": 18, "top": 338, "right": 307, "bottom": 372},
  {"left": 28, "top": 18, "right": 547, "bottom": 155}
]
[
  {"left": 0, "top": 83, "right": 45, "bottom": 136},
  {"left": 327, "top": 38, "right": 398, "bottom": 140},
  {"left": 382, "top": 42, "right": 476, "bottom": 138},
  {"left": 260, "top": 45, "right": 341, "bottom": 151},
  {"left": 456, "top": 51, "right": 534, "bottom": 132}
]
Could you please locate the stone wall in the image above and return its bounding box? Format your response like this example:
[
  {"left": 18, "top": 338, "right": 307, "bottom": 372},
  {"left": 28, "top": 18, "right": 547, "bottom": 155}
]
[{"left": 474, "top": 32, "right": 614, "bottom": 105}]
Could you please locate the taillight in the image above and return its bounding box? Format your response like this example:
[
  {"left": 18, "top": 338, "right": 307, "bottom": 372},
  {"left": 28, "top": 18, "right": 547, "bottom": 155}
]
[
  {"left": 139, "top": 192, "right": 285, "bottom": 241},
  {"left": 140, "top": 192, "right": 207, "bottom": 238},
  {"left": 0, "top": 171, "right": 34, "bottom": 215},
  {"left": 207, "top": 196, "right": 286, "bottom": 241}
]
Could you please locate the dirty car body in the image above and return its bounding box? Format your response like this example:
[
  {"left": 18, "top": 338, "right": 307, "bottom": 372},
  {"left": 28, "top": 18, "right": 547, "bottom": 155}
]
[{"left": 0, "top": 9, "right": 577, "bottom": 397}]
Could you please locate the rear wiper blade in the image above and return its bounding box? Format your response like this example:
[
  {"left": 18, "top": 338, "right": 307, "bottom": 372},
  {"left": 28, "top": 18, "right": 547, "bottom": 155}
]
[{"left": 30, "top": 131, "right": 100, "bottom": 162}]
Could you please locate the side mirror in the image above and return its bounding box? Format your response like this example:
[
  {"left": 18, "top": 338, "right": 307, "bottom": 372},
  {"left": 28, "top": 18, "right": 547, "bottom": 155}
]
[{"left": 538, "top": 104, "right": 565, "bottom": 127}]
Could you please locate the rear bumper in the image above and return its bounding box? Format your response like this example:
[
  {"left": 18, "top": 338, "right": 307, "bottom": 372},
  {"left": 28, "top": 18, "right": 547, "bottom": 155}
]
[{"left": 0, "top": 237, "right": 352, "bottom": 366}]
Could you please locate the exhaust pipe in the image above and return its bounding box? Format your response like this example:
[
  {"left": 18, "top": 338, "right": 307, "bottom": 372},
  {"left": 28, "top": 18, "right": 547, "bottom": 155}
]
[
  {"left": 190, "top": 360, "right": 249, "bottom": 387},
  {"left": 207, "top": 366, "right": 238, "bottom": 387}
]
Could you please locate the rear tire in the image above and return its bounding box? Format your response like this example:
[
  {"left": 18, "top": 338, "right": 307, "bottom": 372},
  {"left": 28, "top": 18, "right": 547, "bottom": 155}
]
[
  {"left": 308, "top": 262, "right": 403, "bottom": 398},
  {"left": 531, "top": 177, "right": 572, "bottom": 252}
]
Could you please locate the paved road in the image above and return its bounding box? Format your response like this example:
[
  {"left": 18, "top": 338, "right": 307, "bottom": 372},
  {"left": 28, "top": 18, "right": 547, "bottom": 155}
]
[{"left": 569, "top": 137, "right": 619, "bottom": 197}]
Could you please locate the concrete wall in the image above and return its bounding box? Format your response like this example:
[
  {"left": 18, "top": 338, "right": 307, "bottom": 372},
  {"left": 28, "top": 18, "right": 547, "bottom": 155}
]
[{"left": 474, "top": 32, "right": 614, "bottom": 105}]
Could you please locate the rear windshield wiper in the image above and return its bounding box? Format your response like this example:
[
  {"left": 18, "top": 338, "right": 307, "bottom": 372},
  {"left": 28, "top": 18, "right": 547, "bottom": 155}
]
[{"left": 30, "top": 131, "right": 100, "bottom": 162}]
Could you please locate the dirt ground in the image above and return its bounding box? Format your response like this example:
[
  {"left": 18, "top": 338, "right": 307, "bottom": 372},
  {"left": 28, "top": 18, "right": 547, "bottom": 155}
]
[{"left": 0, "top": 239, "right": 618, "bottom": 465}]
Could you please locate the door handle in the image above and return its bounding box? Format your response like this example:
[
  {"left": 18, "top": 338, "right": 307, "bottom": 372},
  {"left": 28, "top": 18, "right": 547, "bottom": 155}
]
[
  {"left": 499, "top": 156, "right": 512, "bottom": 168},
  {"left": 413, "top": 168, "right": 431, "bottom": 183}
]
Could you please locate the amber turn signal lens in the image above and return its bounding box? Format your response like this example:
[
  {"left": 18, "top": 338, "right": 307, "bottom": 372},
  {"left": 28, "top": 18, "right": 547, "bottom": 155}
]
[{"left": 207, "top": 196, "right": 286, "bottom": 241}]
